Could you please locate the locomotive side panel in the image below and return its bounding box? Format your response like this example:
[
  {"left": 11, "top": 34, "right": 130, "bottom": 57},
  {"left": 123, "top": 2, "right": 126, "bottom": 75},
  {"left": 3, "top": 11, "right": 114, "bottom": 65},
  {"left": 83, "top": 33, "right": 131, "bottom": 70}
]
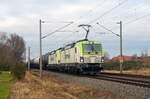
[
  {"left": 48, "top": 53, "right": 57, "bottom": 64},
  {"left": 60, "top": 47, "right": 76, "bottom": 64}
]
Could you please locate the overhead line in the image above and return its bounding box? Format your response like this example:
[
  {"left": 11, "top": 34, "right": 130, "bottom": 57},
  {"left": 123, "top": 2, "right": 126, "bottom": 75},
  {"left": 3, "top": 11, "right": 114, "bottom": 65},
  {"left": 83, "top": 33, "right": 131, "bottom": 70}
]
[
  {"left": 109, "top": 12, "right": 150, "bottom": 31},
  {"left": 66, "top": 0, "right": 108, "bottom": 34},
  {"left": 42, "top": 21, "right": 74, "bottom": 23},
  {"left": 97, "top": 22, "right": 120, "bottom": 37},
  {"left": 78, "top": 0, "right": 108, "bottom": 20},
  {"left": 96, "top": 12, "right": 150, "bottom": 36},
  {"left": 125, "top": 13, "right": 150, "bottom": 25},
  {"left": 88, "top": 0, "right": 128, "bottom": 24},
  {"left": 42, "top": 22, "right": 74, "bottom": 39},
  {"left": 70, "top": 0, "right": 108, "bottom": 40}
]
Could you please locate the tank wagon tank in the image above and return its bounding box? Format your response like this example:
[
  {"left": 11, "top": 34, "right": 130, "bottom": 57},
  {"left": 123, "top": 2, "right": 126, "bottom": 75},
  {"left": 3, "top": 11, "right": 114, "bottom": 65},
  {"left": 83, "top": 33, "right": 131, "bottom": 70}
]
[
  {"left": 30, "top": 57, "right": 40, "bottom": 69},
  {"left": 41, "top": 39, "right": 104, "bottom": 74}
]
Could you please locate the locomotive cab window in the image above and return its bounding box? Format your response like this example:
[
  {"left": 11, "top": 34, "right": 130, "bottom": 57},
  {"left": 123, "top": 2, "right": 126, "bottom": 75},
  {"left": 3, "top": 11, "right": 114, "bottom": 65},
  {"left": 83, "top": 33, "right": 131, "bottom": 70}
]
[{"left": 82, "top": 44, "right": 101, "bottom": 53}]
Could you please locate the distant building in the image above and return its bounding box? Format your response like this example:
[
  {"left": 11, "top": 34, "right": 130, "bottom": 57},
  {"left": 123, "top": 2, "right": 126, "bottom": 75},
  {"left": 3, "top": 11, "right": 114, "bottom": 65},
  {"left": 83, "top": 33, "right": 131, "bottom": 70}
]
[{"left": 111, "top": 56, "right": 134, "bottom": 61}]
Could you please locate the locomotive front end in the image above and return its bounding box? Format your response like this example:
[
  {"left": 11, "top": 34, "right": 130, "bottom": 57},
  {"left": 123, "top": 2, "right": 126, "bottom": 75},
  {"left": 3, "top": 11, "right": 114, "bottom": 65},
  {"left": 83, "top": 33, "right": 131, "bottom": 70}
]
[{"left": 76, "top": 40, "right": 104, "bottom": 73}]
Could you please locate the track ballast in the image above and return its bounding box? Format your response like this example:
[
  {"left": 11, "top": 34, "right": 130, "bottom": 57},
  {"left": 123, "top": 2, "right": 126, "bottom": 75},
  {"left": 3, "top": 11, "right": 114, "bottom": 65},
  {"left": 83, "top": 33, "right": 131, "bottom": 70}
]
[{"left": 90, "top": 72, "right": 150, "bottom": 88}]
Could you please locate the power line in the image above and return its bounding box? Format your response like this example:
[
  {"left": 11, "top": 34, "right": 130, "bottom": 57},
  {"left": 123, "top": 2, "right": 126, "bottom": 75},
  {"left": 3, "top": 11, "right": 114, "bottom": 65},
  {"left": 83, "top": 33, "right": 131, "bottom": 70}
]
[
  {"left": 125, "top": 13, "right": 150, "bottom": 25},
  {"left": 108, "top": 12, "right": 150, "bottom": 31},
  {"left": 78, "top": 0, "right": 108, "bottom": 20},
  {"left": 88, "top": 0, "right": 128, "bottom": 24},
  {"left": 41, "top": 0, "right": 126, "bottom": 47},
  {"left": 64, "top": 0, "right": 109, "bottom": 34},
  {"left": 42, "top": 22, "right": 74, "bottom": 39},
  {"left": 97, "top": 22, "right": 120, "bottom": 37},
  {"left": 54, "top": 0, "right": 122, "bottom": 40},
  {"left": 42, "top": 21, "right": 74, "bottom": 23},
  {"left": 96, "top": 12, "right": 150, "bottom": 36}
]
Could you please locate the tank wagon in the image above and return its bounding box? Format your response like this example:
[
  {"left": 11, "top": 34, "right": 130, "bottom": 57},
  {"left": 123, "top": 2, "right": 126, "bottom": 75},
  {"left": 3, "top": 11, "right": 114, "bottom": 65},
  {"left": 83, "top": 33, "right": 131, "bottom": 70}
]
[
  {"left": 32, "top": 39, "right": 104, "bottom": 74},
  {"left": 30, "top": 57, "right": 40, "bottom": 69}
]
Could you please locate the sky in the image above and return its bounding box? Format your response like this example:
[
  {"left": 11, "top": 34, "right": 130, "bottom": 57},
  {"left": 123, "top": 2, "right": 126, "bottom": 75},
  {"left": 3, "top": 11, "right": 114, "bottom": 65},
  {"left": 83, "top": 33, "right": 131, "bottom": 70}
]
[{"left": 0, "top": 0, "right": 150, "bottom": 59}]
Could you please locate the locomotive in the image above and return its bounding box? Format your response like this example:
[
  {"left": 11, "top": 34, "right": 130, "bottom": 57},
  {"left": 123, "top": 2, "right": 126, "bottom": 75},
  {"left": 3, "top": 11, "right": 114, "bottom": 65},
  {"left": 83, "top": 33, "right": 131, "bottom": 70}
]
[{"left": 31, "top": 39, "right": 104, "bottom": 74}]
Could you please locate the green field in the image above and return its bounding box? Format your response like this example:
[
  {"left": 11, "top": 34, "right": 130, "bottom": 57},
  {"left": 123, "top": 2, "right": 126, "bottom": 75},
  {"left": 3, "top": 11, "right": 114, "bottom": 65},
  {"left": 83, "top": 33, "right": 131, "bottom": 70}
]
[{"left": 0, "top": 71, "right": 12, "bottom": 99}]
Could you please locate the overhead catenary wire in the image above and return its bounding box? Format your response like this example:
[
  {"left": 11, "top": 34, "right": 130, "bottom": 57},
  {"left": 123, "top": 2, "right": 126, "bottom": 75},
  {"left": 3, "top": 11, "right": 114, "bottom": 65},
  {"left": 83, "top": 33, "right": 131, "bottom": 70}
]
[
  {"left": 61, "top": 0, "right": 109, "bottom": 35},
  {"left": 96, "top": 22, "right": 120, "bottom": 37},
  {"left": 42, "top": 21, "right": 74, "bottom": 23},
  {"left": 42, "top": 22, "right": 74, "bottom": 39},
  {"left": 125, "top": 13, "right": 150, "bottom": 25},
  {"left": 78, "top": 0, "right": 108, "bottom": 20},
  {"left": 96, "top": 12, "right": 150, "bottom": 37},
  {"left": 41, "top": 0, "right": 107, "bottom": 40},
  {"left": 108, "top": 12, "right": 150, "bottom": 31},
  {"left": 40, "top": 0, "right": 129, "bottom": 53},
  {"left": 51, "top": 0, "right": 124, "bottom": 40},
  {"left": 67, "top": 0, "right": 108, "bottom": 40},
  {"left": 88, "top": 0, "right": 128, "bottom": 24}
]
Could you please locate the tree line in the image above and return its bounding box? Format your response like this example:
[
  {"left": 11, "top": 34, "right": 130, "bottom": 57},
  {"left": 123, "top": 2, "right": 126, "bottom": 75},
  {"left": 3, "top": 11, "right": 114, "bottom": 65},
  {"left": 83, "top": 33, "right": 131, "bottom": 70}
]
[
  {"left": 0, "top": 32, "right": 26, "bottom": 79},
  {"left": 104, "top": 52, "right": 150, "bottom": 70}
]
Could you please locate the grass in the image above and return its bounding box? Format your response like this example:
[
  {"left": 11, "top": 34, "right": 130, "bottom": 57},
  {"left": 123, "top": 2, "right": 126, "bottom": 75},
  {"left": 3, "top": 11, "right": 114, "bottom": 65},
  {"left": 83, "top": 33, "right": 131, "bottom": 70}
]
[
  {"left": 103, "top": 68, "right": 150, "bottom": 76},
  {"left": 0, "top": 71, "right": 12, "bottom": 99},
  {"left": 9, "top": 71, "right": 132, "bottom": 99}
]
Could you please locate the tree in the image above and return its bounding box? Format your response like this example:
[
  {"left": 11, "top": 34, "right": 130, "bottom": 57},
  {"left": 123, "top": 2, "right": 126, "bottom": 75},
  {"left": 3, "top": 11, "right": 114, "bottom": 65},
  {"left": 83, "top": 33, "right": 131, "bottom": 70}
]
[
  {"left": 0, "top": 32, "right": 7, "bottom": 44},
  {"left": 141, "top": 50, "right": 148, "bottom": 57},
  {"left": 132, "top": 53, "right": 137, "bottom": 60},
  {"left": 0, "top": 33, "right": 14, "bottom": 70},
  {"left": 7, "top": 34, "right": 25, "bottom": 61},
  {"left": 104, "top": 52, "right": 110, "bottom": 62},
  {"left": 0, "top": 33, "right": 26, "bottom": 79},
  {"left": 140, "top": 50, "right": 150, "bottom": 68}
]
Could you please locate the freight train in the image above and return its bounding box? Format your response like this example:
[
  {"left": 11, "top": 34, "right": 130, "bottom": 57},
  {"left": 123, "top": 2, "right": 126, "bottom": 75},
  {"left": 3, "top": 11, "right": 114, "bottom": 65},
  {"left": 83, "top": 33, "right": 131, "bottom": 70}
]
[{"left": 31, "top": 39, "right": 104, "bottom": 74}]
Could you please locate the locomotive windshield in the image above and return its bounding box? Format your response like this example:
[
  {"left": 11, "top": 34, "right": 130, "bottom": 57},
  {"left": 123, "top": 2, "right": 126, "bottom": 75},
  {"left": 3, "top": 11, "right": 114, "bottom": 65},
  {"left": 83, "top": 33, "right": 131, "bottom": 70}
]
[{"left": 82, "top": 44, "right": 101, "bottom": 52}]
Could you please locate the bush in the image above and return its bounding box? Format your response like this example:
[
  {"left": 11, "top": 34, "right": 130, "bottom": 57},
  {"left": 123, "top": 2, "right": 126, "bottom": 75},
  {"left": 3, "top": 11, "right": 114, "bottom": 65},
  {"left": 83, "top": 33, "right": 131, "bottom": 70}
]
[
  {"left": 104, "top": 60, "right": 144, "bottom": 70},
  {"left": 0, "top": 65, "right": 9, "bottom": 71},
  {"left": 123, "top": 60, "right": 142, "bottom": 70},
  {"left": 104, "top": 61, "right": 120, "bottom": 70},
  {"left": 11, "top": 62, "right": 26, "bottom": 80}
]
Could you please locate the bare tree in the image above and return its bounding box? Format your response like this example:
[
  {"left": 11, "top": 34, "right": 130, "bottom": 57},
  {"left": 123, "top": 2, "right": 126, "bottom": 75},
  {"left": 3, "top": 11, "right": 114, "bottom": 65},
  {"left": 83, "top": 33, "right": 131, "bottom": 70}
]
[
  {"left": 0, "top": 33, "right": 26, "bottom": 79},
  {"left": 0, "top": 33, "right": 26, "bottom": 68},
  {"left": 132, "top": 53, "right": 138, "bottom": 59},
  {"left": 141, "top": 50, "right": 148, "bottom": 59},
  {"left": 0, "top": 33, "right": 14, "bottom": 68},
  {"left": 0, "top": 32, "right": 7, "bottom": 44},
  {"left": 140, "top": 50, "right": 150, "bottom": 67},
  {"left": 104, "top": 52, "right": 110, "bottom": 62},
  {"left": 7, "top": 34, "right": 25, "bottom": 61}
]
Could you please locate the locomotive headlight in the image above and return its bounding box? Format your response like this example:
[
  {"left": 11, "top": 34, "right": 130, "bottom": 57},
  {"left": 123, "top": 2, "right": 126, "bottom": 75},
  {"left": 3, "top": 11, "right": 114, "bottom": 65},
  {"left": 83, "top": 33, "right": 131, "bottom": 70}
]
[{"left": 80, "top": 57, "right": 84, "bottom": 62}]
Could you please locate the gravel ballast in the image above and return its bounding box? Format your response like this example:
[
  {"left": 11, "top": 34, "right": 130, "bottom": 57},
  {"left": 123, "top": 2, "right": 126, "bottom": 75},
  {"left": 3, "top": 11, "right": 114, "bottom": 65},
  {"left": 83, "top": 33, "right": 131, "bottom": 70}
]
[{"left": 47, "top": 71, "right": 150, "bottom": 99}]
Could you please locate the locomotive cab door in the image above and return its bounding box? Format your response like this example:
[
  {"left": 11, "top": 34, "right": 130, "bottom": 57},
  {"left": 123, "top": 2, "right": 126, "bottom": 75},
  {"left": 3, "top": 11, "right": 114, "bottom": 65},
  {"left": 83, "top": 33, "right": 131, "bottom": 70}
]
[{"left": 74, "top": 47, "right": 77, "bottom": 63}]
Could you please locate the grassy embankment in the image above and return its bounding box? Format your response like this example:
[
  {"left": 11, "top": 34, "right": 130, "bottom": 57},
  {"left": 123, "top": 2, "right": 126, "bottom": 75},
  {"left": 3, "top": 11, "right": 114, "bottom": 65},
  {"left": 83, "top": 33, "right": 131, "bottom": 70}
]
[
  {"left": 103, "top": 68, "right": 150, "bottom": 75},
  {"left": 9, "top": 71, "right": 132, "bottom": 99},
  {"left": 104, "top": 60, "right": 150, "bottom": 70},
  {"left": 0, "top": 71, "right": 12, "bottom": 99}
]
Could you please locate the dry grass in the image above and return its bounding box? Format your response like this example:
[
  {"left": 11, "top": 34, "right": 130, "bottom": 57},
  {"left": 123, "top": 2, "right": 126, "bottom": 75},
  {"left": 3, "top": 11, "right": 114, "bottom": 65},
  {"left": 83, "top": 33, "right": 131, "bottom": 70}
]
[
  {"left": 103, "top": 68, "right": 150, "bottom": 76},
  {"left": 9, "top": 71, "right": 132, "bottom": 99}
]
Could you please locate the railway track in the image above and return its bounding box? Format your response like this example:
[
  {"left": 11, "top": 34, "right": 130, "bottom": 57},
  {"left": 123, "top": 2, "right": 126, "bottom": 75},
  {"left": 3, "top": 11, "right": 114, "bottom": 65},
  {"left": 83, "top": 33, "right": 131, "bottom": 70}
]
[
  {"left": 90, "top": 72, "right": 150, "bottom": 88},
  {"left": 32, "top": 69, "right": 150, "bottom": 88}
]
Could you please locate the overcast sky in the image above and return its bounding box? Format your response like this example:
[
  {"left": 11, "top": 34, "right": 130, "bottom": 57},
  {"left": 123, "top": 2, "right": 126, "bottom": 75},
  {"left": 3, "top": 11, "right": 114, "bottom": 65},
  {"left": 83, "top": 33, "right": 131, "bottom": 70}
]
[{"left": 0, "top": 0, "right": 150, "bottom": 58}]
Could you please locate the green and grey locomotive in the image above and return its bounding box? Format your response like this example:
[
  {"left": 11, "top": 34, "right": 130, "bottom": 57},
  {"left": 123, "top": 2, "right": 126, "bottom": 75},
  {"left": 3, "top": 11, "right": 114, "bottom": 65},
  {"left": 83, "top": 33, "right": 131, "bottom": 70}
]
[{"left": 31, "top": 39, "right": 104, "bottom": 74}]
